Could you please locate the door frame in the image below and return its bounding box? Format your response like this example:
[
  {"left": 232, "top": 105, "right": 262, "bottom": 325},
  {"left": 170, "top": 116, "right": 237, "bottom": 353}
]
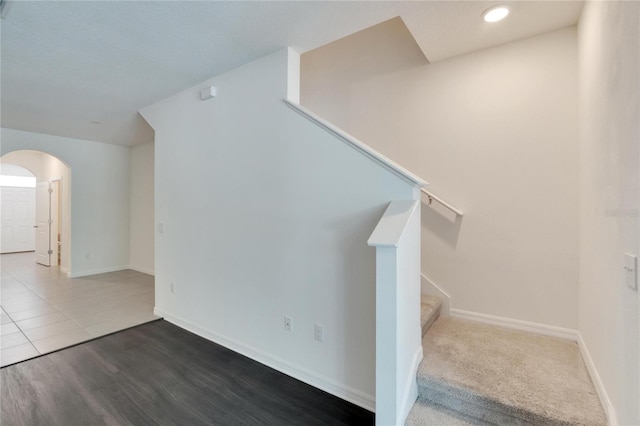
[
  {"left": 50, "top": 178, "right": 61, "bottom": 266},
  {"left": 35, "top": 178, "right": 61, "bottom": 267}
]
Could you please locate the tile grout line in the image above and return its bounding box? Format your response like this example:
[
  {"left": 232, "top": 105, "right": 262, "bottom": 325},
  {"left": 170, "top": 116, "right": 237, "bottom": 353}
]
[
  {"left": 4, "top": 258, "right": 90, "bottom": 344},
  {"left": 3, "top": 261, "right": 82, "bottom": 356},
  {"left": 2, "top": 252, "right": 155, "bottom": 365}
]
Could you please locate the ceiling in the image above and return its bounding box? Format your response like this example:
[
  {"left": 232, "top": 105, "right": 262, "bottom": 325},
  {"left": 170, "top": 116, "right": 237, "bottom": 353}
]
[{"left": 0, "top": 1, "right": 583, "bottom": 147}]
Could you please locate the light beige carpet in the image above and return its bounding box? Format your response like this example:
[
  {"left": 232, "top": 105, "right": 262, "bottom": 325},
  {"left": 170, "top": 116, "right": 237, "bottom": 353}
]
[
  {"left": 414, "top": 317, "right": 607, "bottom": 425},
  {"left": 420, "top": 295, "right": 442, "bottom": 337},
  {"left": 406, "top": 398, "right": 492, "bottom": 426}
]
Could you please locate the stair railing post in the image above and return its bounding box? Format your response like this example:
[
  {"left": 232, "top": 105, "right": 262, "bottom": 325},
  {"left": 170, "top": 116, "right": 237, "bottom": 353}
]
[{"left": 368, "top": 200, "right": 422, "bottom": 426}]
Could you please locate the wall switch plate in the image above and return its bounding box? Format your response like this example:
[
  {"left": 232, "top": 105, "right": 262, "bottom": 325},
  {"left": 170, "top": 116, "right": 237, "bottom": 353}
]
[
  {"left": 624, "top": 253, "right": 637, "bottom": 291},
  {"left": 157, "top": 223, "right": 165, "bottom": 234},
  {"left": 284, "top": 316, "right": 292, "bottom": 332},
  {"left": 314, "top": 324, "right": 323, "bottom": 342}
]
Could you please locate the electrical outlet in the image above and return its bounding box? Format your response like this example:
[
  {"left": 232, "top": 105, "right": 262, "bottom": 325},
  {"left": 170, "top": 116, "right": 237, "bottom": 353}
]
[
  {"left": 284, "top": 316, "right": 292, "bottom": 332},
  {"left": 314, "top": 324, "right": 323, "bottom": 342},
  {"left": 624, "top": 253, "right": 637, "bottom": 291},
  {"left": 170, "top": 282, "right": 175, "bottom": 294}
]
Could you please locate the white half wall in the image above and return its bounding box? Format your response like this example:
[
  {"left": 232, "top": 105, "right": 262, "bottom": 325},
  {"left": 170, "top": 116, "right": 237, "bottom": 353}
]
[
  {"left": 578, "top": 2, "right": 640, "bottom": 424},
  {"left": 368, "top": 200, "right": 422, "bottom": 425},
  {"left": 302, "top": 24, "right": 580, "bottom": 329},
  {"left": 1, "top": 128, "right": 131, "bottom": 276},
  {"left": 129, "top": 142, "right": 155, "bottom": 275},
  {"left": 140, "top": 48, "right": 416, "bottom": 409}
]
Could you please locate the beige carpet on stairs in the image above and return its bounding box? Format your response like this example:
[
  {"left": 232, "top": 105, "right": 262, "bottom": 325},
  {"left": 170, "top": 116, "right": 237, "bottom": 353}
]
[
  {"left": 411, "top": 317, "right": 607, "bottom": 426},
  {"left": 420, "top": 295, "right": 442, "bottom": 337},
  {"left": 406, "top": 398, "right": 492, "bottom": 425}
]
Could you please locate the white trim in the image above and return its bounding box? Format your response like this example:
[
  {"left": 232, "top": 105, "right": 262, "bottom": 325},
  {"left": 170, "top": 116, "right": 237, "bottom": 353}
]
[
  {"left": 68, "top": 265, "right": 129, "bottom": 278},
  {"left": 128, "top": 265, "right": 155, "bottom": 276},
  {"left": 420, "top": 273, "right": 450, "bottom": 317},
  {"left": 450, "top": 309, "right": 578, "bottom": 341},
  {"left": 154, "top": 307, "right": 375, "bottom": 412},
  {"left": 286, "top": 48, "right": 300, "bottom": 104},
  {"left": 577, "top": 333, "right": 617, "bottom": 426},
  {"left": 399, "top": 346, "right": 423, "bottom": 425},
  {"left": 283, "top": 100, "right": 427, "bottom": 188},
  {"left": 420, "top": 188, "right": 464, "bottom": 217},
  {"left": 60, "top": 266, "right": 69, "bottom": 274},
  {"left": 368, "top": 200, "right": 419, "bottom": 248}
]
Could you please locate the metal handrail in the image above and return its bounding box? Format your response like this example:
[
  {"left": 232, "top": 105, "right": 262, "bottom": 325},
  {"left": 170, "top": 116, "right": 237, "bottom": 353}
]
[{"left": 421, "top": 188, "right": 464, "bottom": 216}]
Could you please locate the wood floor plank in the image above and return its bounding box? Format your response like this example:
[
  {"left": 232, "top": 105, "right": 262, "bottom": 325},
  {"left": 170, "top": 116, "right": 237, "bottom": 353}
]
[{"left": 1, "top": 320, "right": 374, "bottom": 426}]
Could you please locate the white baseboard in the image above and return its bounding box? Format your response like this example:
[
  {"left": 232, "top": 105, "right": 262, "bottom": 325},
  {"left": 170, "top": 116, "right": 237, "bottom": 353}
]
[
  {"left": 450, "top": 309, "right": 578, "bottom": 341},
  {"left": 577, "top": 333, "right": 617, "bottom": 426},
  {"left": 68, "top": 265, "right": 130, "bottom": 278},
  {"left": 153, "top": 307, "right": 375, "bottom": 412},
  {"left": 128, "top": 265, "right": 155, "bottom": 276},
  {"left": 421, "top": 274, "right": 450, "bottom": 316},
  {"left": 400, "top": 346, "right": 423, "bottom": 425}
]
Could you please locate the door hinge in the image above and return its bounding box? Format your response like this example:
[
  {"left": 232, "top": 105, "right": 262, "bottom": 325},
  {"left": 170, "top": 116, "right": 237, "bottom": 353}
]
[
  {"left": 48, "top": 188, "right": 53, "bottom": 193},
  {"left": 47, "top": 249, "right": 53, "bottom": 255},
  {"left": 48, "top": 219, "right": 53, "bottom": 225}
]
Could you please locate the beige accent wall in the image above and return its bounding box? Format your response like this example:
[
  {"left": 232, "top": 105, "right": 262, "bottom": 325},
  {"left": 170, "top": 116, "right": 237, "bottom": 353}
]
[{"left": 302, "top": 22, "right": 580, "bottom": 329}]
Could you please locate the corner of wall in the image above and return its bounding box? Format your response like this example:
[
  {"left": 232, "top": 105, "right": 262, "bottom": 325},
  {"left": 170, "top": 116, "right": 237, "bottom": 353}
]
[
  {"left": 577, "top": 332, "right": 618, "bottom": 426},
  {"left": 420, "top": 273, "right": 450, "bottom": 316},
  {"left": 287, "top": 47, "right": 301, "bottom": 103}
]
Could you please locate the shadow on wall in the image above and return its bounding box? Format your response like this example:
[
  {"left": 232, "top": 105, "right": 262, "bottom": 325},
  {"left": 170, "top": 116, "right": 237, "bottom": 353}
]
[{"left": 422, "top": 200, "right": 463, "bottom": 248}]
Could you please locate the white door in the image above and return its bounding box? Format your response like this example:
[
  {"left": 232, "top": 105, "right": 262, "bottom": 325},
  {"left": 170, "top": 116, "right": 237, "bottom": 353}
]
[
  {"left": 35, "top": 182, "right": 51, "bottom": 266},
  {"left": 0, "top": 186, "right": 36, "bottom": 253}
]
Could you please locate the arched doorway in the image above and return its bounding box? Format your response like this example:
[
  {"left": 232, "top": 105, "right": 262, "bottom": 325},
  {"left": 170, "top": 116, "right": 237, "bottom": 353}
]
[{"left": 1, "top": 150, "right": 71, "bottom": 270}]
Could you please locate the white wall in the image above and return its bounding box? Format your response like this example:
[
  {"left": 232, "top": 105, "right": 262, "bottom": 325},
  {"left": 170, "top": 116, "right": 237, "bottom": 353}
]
[
  {"left": 302, "top": 25, "right": 580, "bottom": 329},
  {"left": 140, "top": 48, "right": 417, "bottom": 409},
  {"left": 1, "top": 162, "right": 39, "bottom": 178},
  {"left": 1, "top": 129, "right": 131, "bottom": 277},
  {"left": 1, "top": 150, "right": 71, "bottom": 270},
  {"left": 578, "top": 2, "right": 639, "bottom": 424},
  {"left": 129, "top": 142, "right": 155, "bottom": 275}
]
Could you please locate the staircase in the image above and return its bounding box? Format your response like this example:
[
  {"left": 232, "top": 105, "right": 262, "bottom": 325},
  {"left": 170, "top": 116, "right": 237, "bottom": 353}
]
[
  {"left": 420, "top": 295, "right": 442, "bottom": 337},
  {"left": 407, "top": 297, "right": 607, "bottom": 426}
]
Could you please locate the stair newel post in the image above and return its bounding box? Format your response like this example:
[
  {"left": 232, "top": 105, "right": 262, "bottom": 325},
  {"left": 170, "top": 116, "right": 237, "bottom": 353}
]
[
  {"left": 375, "top": 246, "right": 401, "bottom": 425},
  {"left": 368, "top": 200, "right": 422, "bottom": 426}
]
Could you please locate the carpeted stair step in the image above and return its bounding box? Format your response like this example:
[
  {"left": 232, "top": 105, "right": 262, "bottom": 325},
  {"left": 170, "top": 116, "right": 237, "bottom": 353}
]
[
  {"left": 414, "top": 317, "right": 607, "bottom": 426},
  {"left": 405, "top": 397, "right": 492, "bottom": 426},
  {"left": 420, "top": 295, "right": 442, "bottom": 337}
]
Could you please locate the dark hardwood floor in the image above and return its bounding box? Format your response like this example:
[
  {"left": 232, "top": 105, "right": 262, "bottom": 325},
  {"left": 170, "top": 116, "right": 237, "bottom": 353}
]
[{"left": 1, "top": 320, "right": 374, "bottom": 426}]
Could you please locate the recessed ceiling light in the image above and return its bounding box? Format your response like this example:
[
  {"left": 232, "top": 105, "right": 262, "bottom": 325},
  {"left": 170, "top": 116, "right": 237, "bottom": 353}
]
[{"left": 483, "top": 5, "right": 510, "bottom": 23}]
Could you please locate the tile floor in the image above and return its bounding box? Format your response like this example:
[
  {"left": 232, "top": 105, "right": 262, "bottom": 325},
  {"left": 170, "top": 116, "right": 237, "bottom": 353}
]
[{"left": 1, "top": 252, "right": 158, "bottom": 367}]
